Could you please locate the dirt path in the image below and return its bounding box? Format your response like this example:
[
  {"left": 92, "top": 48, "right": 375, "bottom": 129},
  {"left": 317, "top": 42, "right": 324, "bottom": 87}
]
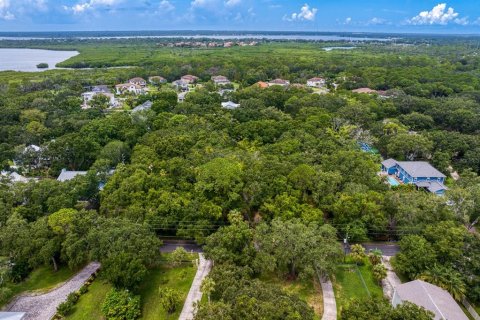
[
  {"left": 178, "top": 253, "right": 212, "bottom": 320},
  {"left": 4, "top": 262, "right": 101, "bottom": 320},
  {"left": 381, "top": 256, "right": 402, "bottom": 299}
]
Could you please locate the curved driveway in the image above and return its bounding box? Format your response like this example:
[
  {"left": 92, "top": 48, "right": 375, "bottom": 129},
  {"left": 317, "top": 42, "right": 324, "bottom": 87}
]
[{"left": 5, "top": 262, "right": 100, "bottom": 320}]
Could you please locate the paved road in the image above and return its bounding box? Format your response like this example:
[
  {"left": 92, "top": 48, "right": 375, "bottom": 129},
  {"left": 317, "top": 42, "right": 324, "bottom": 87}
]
[
  {"left": 320, "top": 277, "right": 337, "bottom": 320},
  {"left": 344, "top": 242, "right": 400, "bottom": 257},
  {"left": 160, "top": 240, "right": 203, "bottom": 253},
  {"left": 178, "top": 253, "right": 212, "bottom": 320},
  {"left": 5, "top": 262, "right": 100, "bottom": 320}
]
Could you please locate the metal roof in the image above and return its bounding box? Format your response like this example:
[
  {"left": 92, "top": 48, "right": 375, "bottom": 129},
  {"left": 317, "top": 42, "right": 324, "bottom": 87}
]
[
  {"left": 381, "top": 158, "right": 397, "bottom": 168},
  {"left": 57, "top": 169, "right": 87, "bottom": 182},
  {"left": 394, "top": 280, "right": 468, "bottom": 320},
  {"left": 397, "top": 161, "right": 446, "bottom": 178}
]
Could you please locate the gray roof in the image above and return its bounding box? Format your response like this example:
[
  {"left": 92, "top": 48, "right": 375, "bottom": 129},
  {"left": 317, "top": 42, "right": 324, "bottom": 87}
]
[
  {"left": 414, "top": 181, "right": 448, "bottom": 193},
  {"left": 132, "top": 100, "right": 152, "bottom": 113},
  {"left": 395, "top": 280, "right": 468, "bottom": 320},
  {"left": 0, "top": 312, "right": 26, "bottom": 320},
  {"left": 382, "top": 158, "right": 397, "bottom": 168},
  {"left": 92, "top": 85, "right": 111, "bottom": 93},
  {"left": 397, "top": 161, "right": 446, "bottom": 178},
  {"left": 57, "top": 169, "right": 87, "bottom": 182}
]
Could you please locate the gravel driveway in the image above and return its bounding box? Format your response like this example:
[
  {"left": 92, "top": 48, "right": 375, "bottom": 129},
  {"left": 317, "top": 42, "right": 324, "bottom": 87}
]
[{"left": 4, "top": 262, "right": 101, "bottom": 320}]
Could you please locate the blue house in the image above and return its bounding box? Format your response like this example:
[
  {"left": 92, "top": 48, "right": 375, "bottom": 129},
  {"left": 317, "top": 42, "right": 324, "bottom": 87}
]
[{"left": 381, "top": 159, "right": 448, "bottom": 195}]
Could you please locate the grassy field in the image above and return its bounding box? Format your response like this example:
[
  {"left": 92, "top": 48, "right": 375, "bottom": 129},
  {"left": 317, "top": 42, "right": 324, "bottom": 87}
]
[
  {"left": 139, "top": 261, "right": 197, "bottom": 320},
  {"left": 65, "top": 256, "right": 197, "bottom": 320},
  {"left": 0, "top": 266, "right": 78, "bottom": 308},
  {"left": 261, "top": 274, "right": 323, "bottom": 320},
  {"left": 67, "top": 279, "right": 112, "bottom": 320},
  {"left": 333, "top": 259, "right": 383, "bottom": 314}
]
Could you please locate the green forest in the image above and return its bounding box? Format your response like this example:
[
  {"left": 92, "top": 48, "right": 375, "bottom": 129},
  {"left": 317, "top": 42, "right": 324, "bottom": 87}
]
[{"left": 0, "top": 38, "right": 480, "bottom": 319}]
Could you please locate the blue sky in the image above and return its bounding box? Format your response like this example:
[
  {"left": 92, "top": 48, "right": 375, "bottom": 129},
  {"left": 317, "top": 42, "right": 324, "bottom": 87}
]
[{"left": 0, "top": 0, "right": 480, "bottom": 33}]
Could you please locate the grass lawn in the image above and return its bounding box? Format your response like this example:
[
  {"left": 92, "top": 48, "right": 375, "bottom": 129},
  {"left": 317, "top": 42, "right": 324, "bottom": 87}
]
[
  {"left": 333, "top": 259, "right": 383, "bottom": 315},
  {"left": 261, "top": 274, "right": 323, "bottom": 320},
  {"left": 139, "top": 260, "right": 197, "bottom": 320},
  {"left": 0, "top": 266, "right": 78, "bottom": 308},
  {"left": 65, "top": 254, "right": 197, "bottom": 320},
  {"left": 66, "top": 280, "right": 113, "bottom": 320}
]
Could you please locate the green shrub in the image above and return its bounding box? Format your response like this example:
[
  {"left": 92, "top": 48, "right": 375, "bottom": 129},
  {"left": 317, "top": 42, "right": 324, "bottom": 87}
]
[
  {"left": 159, "top": 287, "right": 181, "bottom": 314},
  {"left": 101, "top": 288, "right": 141, "bottom": 320},
  {"left": 79, "top": 284, "right": 88, "bottom": 294},
  {"left": 57, "top": 300, "right": 74, "bottom": 317}
]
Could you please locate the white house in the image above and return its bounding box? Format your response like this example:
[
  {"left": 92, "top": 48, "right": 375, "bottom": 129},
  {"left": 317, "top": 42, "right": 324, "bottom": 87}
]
[
  {"left": 307, "top": 77, "right": 326, "bottom": 88},
  {"left": 212, "top": 75, "right": 231, "bottom": 85},
  {"left": 268, "top": 79, "right": 290, "bottom": 87},
  {"left": 392, "top": 280, "right": 468, "bottom": 320},
  {"left": 221, "top": 101, "right": 240, "bottom": 109},
  {"left": 115, "top": 83, "right": 144, "bottom": 95}
]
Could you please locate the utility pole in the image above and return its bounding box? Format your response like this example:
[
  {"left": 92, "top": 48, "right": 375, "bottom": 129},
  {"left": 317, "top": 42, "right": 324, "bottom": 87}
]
[{"left": 343, "top": 228, "right": 350, "bottom": 263}]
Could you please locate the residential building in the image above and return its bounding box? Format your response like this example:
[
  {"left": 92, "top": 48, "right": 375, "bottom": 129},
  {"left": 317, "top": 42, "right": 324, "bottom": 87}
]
[
  {"left": 115, "top": 83, "right": 144, "bottom": 95},
  {"left": 132, "top": 100, "right": 153, "bottom": 113},
  {"left": 381, "top": 158, "right": 448, "bottom": 195},
  {"left": 57, "top": 169, "right": 88, "bottom": 182},
  {"left": 1, "top": 171, "right": 31, "bottom": 183},
  {"left": 255, "top": 81, "right": 269, "bottom": 89},
  {"left": 172, "top": 79, "right": 189, "bottom": 91},
  {"left": 392, "top": 280, "right": 468, "bottom": 320},
  {"left": 82, "top": 91, "right": 118, "bottom": 109},
  {"left": 128, "top": 77, "right": 147, "bottom": 87},
  {"left": 178, "top": 91, "right": 188, "bottom": 103},
  {"left": 148, "top": 76, "right": 167, "bottom": 85},
  {"left": 221, "top": 101, "right": 240, "bottom": 109},
  {"left": 181, "top": 75, "right": 199, "bottom": 84},
  {"left": 307, "top": 77, "right": 326, "bottom": 88},
  {"left": 212, "top": 75, "right": 231, "bottom": 85},
  {"left": 268, "top": 79, "right": 290, "bottom": 87}
]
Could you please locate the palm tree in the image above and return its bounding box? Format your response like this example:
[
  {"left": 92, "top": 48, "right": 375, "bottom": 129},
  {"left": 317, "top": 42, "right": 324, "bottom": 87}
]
[
  {"left": 419, "top": 264, "right": 466, "bottom": 301},
  {"left": 368, "top": 249, "right": 383, "bottom": 265}
]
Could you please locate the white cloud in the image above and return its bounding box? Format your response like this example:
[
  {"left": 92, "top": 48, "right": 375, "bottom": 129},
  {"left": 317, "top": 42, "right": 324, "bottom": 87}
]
[
  {"left": 225, "top": 0, "right": 241, "bottom": 7},
  {"left": 368, "top": 17, "right": 388, "bottom": 25},
  {"left": 191, "top": 0, "right": 216, "bottom": 8},
  {"left": 454, "top": 17, "right": 469, "bottom": 26},
  {"left": 159, "top": 0, "right": 174, "bottom": 12},
  {"left": 65, "top": 0, "right": 122, "bottom": 14},
  {"left": 345, "top": 17, "right": 352, "bottom": 24},
  {"left": 0, "top": 0, "right": 14, "bottom": 20},
  {"left": 283, "top": 3, "right": 317, "bottom": 22},
  {"left": 474, "top": 17, "right": 480, "bottom": 25},
  {"left": 408, "top": 3, "right": 460, "bottom": 25}
]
